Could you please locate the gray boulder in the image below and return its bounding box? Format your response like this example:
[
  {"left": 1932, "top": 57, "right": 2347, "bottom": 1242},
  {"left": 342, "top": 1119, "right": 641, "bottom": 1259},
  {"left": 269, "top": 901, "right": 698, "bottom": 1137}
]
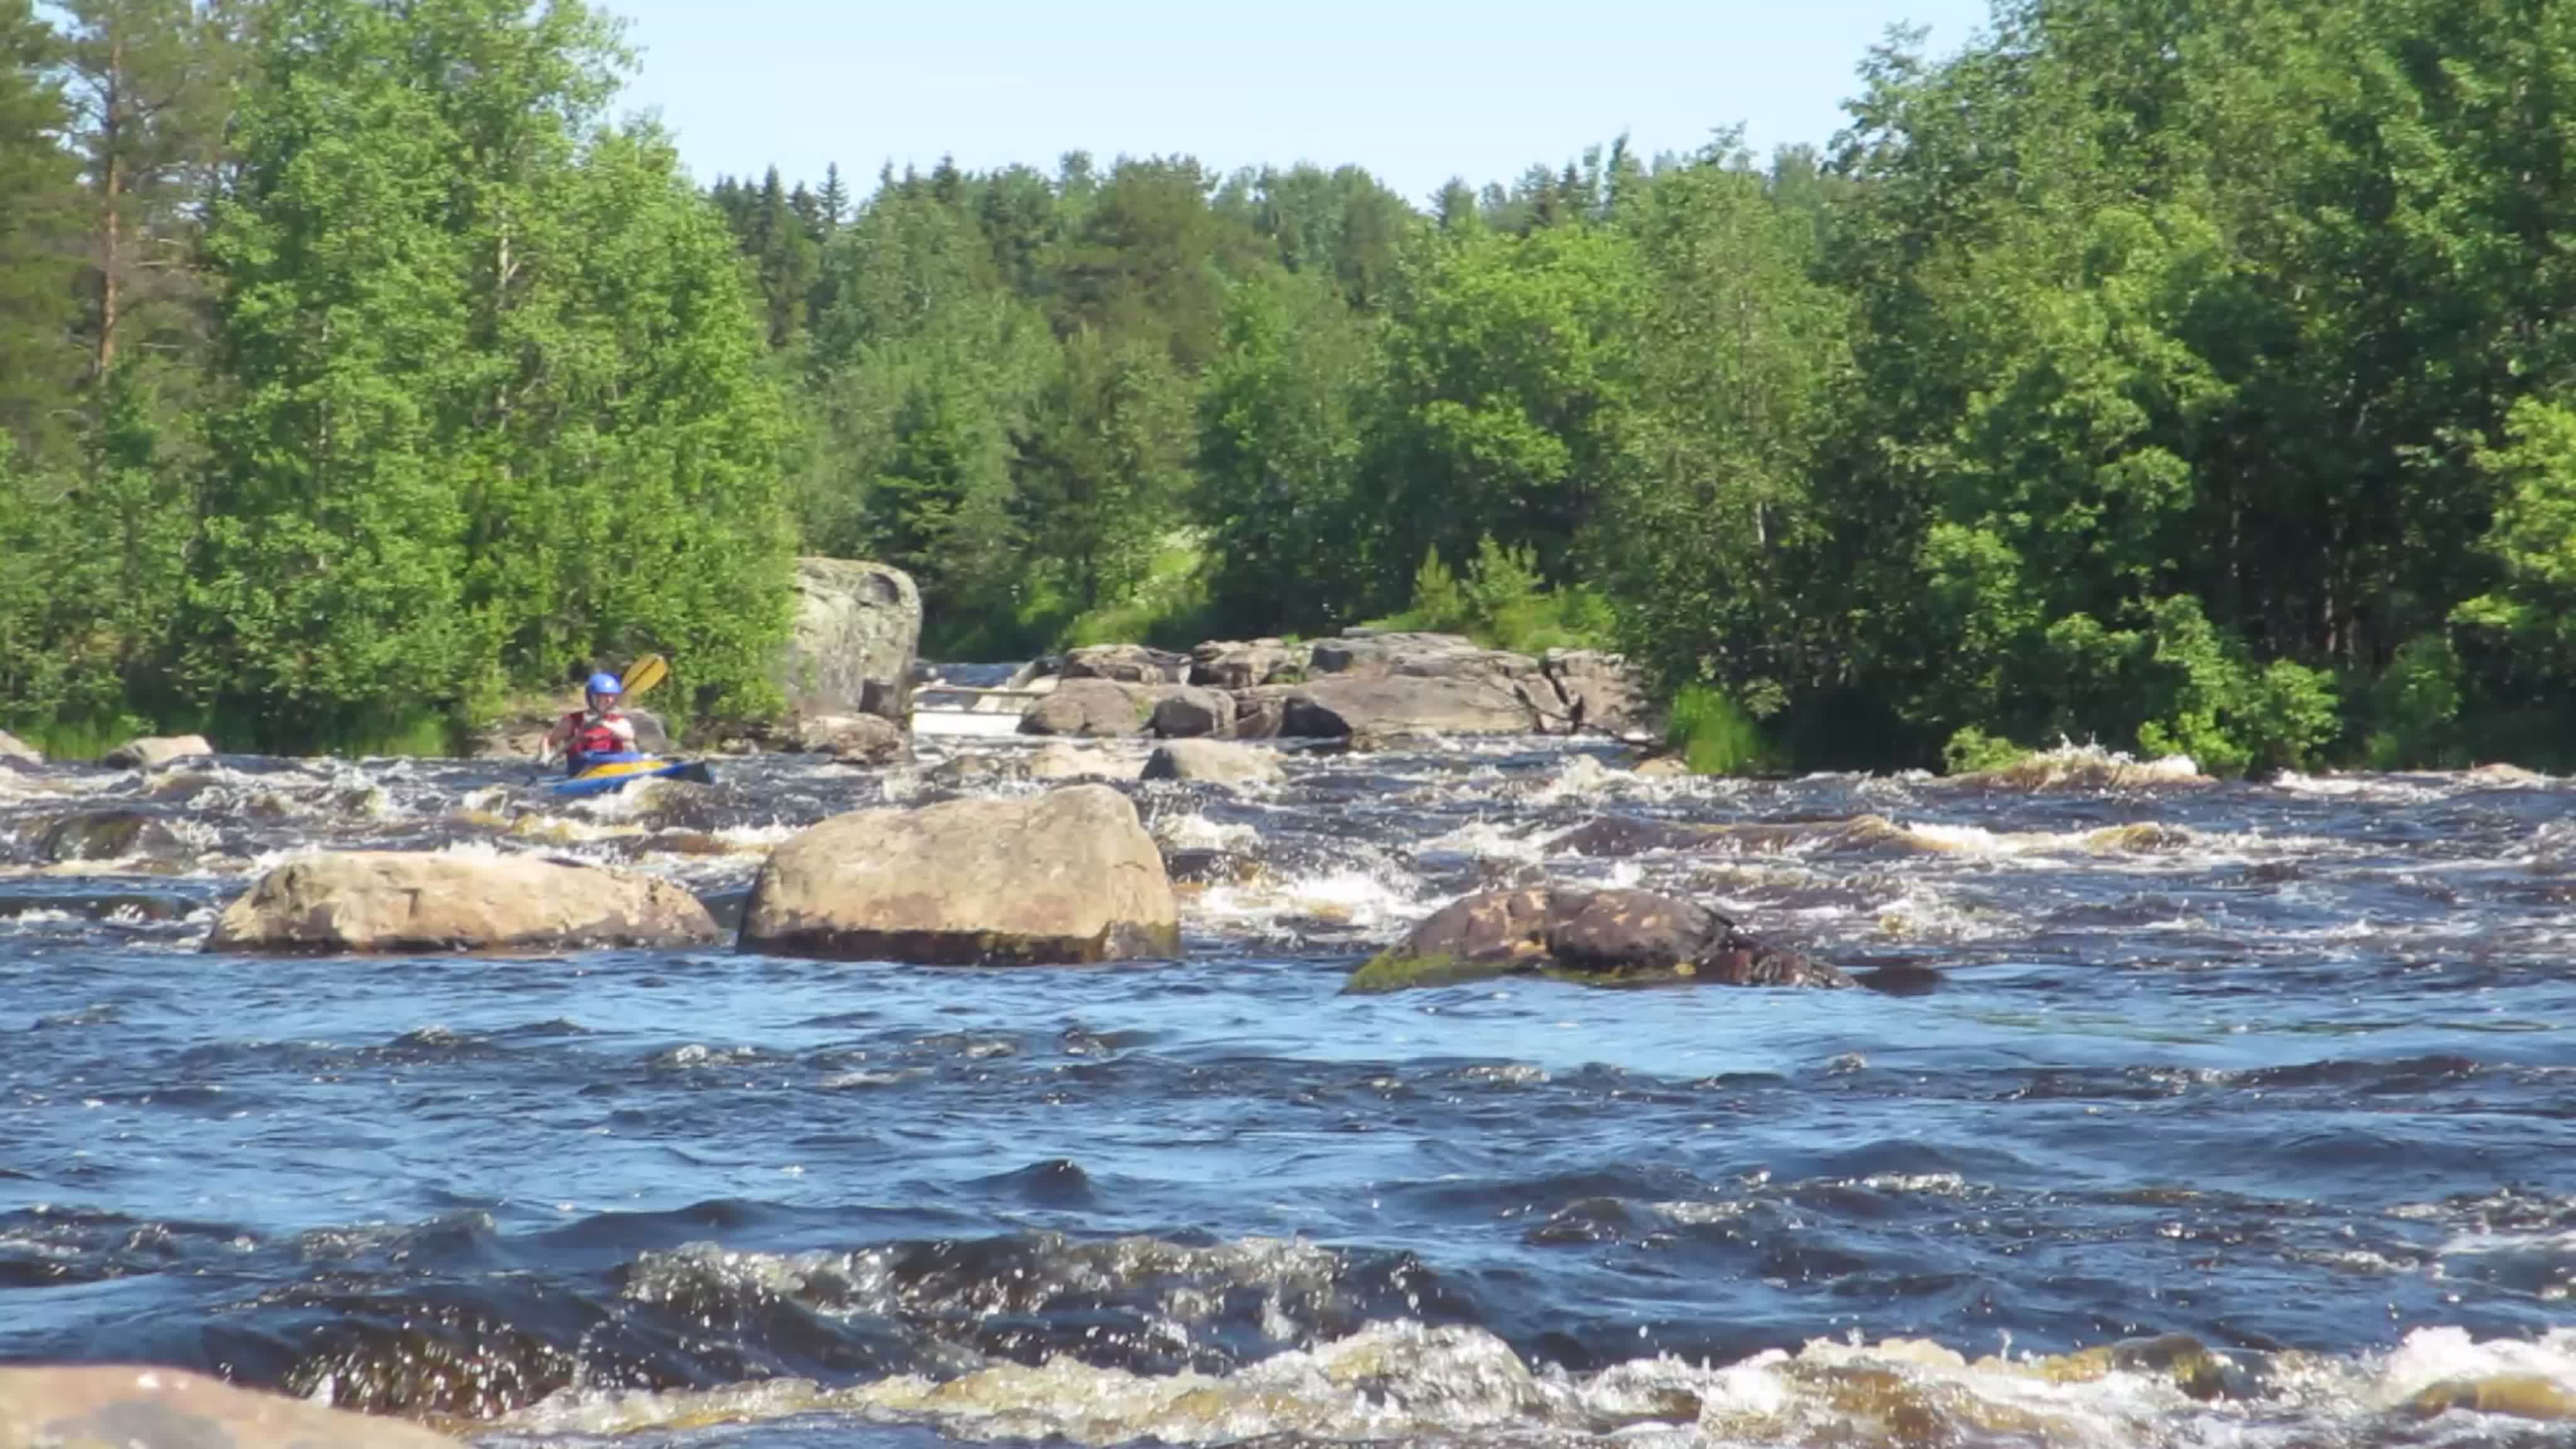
[
  {"left": 740, "top": 784, "right": 1179, "bottom": 963},
  {"left": 1019, "top": 679, "right": 1155, "bottom": 737},
  {"left": 779, "top": 557, "right": 923, "bottom": 724},
  {"left": 102, "top": 735, "right": 213, "bottom": 770},
  {"left": 1348, "top": 886, "right": 1846, "bottom": 992},
  {"left": 208, "top": 851, "right": 720, "bottom": 953},
  {"left": 1143, "top": 739, "right": 1283, "bottom": 786},
  {"left": 1147, "top": 686, "right": 1236, "bottom": 739}
]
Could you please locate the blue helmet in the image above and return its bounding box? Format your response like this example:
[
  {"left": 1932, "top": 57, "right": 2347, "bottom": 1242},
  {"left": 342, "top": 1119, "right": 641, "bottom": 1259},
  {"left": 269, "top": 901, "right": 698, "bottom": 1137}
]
[{"left": 586, "top": 672, "right": 623, "bottom": 697}]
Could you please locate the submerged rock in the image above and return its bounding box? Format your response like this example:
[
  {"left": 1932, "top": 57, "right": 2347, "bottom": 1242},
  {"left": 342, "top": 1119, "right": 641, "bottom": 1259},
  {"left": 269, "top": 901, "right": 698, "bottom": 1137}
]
[
  {"left": 1141, "top": 739, "right": 1282, "bottom": 786},
  {"left": 206, "top": 851, "right": 719, "bottom": 953},
  {"left": 1349, "top": 887, "right": 1846, "bottom": 993},
  {"left": 1019, "top": 679, "right": 1155, "bottom": 737},
  {"left": 741, "top": 784, "right": 1179, "bottom": 963},
  {"left": 1955, "top": 744, "right": 2210, "bottom": 790},
  {"left": 0, "top": 1364, "right": 453, "bottom": 1449},
  {"left": 32, "top": 809, "right": 189, "bottom": 865},
  {"left": 102, "top": 735, "right": 213, "bottom": 770}
]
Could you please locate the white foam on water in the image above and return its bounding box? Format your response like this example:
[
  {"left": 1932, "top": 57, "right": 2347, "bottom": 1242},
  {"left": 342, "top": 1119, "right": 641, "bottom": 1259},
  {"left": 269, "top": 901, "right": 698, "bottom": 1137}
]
[
  {"left": 1189, "top": 864, "right": 1432, "bottom": 941},
  {"left": 1417, "top": 818, "right": 1552, "bottom": 863},
  {"left": 489, "top": 1319, "right": 2576, "bottom": 1447},
  {"left": 1150, "top": 809, "right": 1259, "bottom": 854}
]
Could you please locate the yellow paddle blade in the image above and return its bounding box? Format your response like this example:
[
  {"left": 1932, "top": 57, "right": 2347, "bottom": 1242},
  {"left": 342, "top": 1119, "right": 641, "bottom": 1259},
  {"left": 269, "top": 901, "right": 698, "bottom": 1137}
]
[{"left": 621, "top": 653, "right": 669, "bottom": 699}]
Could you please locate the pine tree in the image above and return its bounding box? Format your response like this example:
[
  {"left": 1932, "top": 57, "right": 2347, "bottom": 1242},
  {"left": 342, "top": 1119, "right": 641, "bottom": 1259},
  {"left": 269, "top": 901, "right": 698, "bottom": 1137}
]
[{"left": 0, "top": 0, "right": 77, "bottom": 451}]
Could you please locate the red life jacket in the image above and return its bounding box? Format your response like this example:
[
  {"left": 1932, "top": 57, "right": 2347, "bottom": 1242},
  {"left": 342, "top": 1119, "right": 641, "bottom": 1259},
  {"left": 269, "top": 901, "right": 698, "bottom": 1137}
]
[{"left": 562, "top": 711, "right": 631, "bottom": 767}]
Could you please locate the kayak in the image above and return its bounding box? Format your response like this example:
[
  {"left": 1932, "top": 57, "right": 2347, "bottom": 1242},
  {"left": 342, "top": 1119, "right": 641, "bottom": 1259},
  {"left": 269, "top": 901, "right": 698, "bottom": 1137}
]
[{"left": 547, "top": 757, "right": 714, "bottom": 798}]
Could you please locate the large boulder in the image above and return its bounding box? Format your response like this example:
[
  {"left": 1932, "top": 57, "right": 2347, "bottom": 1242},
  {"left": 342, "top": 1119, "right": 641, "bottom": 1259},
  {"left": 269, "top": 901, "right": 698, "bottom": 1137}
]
[
  {"left": 31, "top": 809, "right": 189, "bottom": 866},
  {"left": 1280, "top": 675, "right": 1542, "bottom": 738},
  {"left": 0, "top": 729, "right": 38, "bottom": 763},
  {"left": 779, "top": 557, "right": 923, "bottom": 724},
  {"left": 1143, "top": 739, "right": 1283, "bottom": 786},
  {"left": 0, "top": 1365, "right": 454, "bottom": 1449},
  {"left": 740, "top": 784, "right": 1179, "bottom": 963},
  {"left": 102, "top": 735, "right": 213, "bottom": 770},
  {"left": 1146, "top": 686, "right": 1236, "bottom": 739},
  {"left": 1019, "top": 678, "right": 1155, "bottom": 737},
  {"left": 1189, "top": 638, "right": 1302, "bottom": 689},
  {"left": 1348, "top": 887, "right": 1848, "bottom": 992},
  {"left": 796, "top": 712, "right": 911, "bottom": 766},
  {"left": 1061, "top": 643, "right": 1190, "bottom": 684},
  {"left": 206, "top": 851, "right": 720, "bottom": 953}
]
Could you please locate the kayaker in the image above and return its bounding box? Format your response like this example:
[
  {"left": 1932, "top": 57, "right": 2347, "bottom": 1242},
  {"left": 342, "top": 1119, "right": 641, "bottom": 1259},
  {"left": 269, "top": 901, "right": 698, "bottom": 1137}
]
[{"left": 538, "top": 672, "right": 641, "bottom": 775}]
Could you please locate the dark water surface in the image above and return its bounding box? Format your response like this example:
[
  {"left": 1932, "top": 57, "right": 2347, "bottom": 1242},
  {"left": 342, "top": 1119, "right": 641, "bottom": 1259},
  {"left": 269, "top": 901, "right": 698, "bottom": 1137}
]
[{"left": 2, "top": 737, "right": 2570, "bottom": 1447}]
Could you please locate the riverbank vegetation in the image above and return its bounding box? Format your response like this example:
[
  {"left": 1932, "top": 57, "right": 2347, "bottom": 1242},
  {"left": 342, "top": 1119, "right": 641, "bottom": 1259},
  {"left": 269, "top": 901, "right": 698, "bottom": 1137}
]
[{"left": 6, "top": 0, "right": 2575, "bottom": 772}]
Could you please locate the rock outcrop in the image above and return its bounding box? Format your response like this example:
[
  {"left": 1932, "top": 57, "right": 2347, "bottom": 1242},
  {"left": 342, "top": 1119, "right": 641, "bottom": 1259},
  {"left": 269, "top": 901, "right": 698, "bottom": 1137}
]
[
  {"left": 1189, "top": 638, "right": 1302, "bottom": 689},
  {"left": 1280, "top": 675, "right": 1541, "bottom": 738},
  {"left": 0, "top": 1365, "right": 455, "bottom": 1449},
  {"left": 740, "top": 784, "right": 1179, "bottom": 963},
  {"left": 779, "top": 557, "right": 923, "bottom": 724},
  {"left": 1060, "top": 643, "right": 1191, "bottom": 684},
  {"left": 0, "top": 729, "right": 38, "bottom": 764},
  {"left": 206, "top": 851, "right": 720, "bottom": 953},
  {"left": 1348, "top": 886, "right": 1847, "bottom": 992},
  {"left": 1019, "top": 679, "right": 1157, "bottom": 737},
  {"left": 102, "top": 735, "right": 213, "bottom": 770},
  {"left": 1142, "top": 739, "right": 1282, "bottom": 786}
]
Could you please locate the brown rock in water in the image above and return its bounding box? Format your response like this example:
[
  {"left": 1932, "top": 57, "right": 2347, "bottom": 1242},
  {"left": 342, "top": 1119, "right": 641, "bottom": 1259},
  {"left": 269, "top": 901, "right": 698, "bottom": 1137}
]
[
  {"left": 1024, "top": 742, "right": 1141, "bottom": 780},
  {"left": 1019, "top": 679, "right": 1156, "bottom": 737},
  {"left": 101, "top": 735, "right": 213, "bottom": 770},
  {"left": 206, "top": 852, "right": 719, "bottom": 953},
  {"left": 740, "top": 784, "right": 1179, "bottom": 963},
  {"left": 1348, "top": 886, "right": 1847, "bottom": 992},
  {"left": 796, "top": 712, "right": 911, "bottom": 765},
  {"left": 0, "top": 1364, "right": 455, "bottom": 1449},
  {"left": 1141, "top": 739, "right": 1282, "bottom": 786},
  {"left": 0, "top": 729, "right": 39, "bottom": 764},
  {"left": 1146, "top": 686, "right": 1236, "bottom": 739}
]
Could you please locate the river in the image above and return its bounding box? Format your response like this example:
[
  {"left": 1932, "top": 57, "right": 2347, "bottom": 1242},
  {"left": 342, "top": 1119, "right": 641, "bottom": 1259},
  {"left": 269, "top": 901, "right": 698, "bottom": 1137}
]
[{"left": 2, "top": 732, "right": 2570, "bottom": 1447}]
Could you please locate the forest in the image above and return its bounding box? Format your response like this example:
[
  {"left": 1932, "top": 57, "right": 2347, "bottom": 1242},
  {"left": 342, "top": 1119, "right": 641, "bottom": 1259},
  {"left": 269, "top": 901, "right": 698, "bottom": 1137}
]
[{"left": 6, "top": 0, "right": 2576, "bottom": 773}]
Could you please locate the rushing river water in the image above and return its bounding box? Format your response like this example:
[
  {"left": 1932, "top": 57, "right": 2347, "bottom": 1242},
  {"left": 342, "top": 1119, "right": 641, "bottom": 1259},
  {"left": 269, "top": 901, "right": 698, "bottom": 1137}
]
[{"left": 2, "top": 731, "right": 2572, "bottom": 1448}]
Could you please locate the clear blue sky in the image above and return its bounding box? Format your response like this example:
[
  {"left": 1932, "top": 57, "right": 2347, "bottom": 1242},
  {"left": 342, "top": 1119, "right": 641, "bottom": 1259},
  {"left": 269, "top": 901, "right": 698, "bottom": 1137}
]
[{"left": 605, "top": 0, "right": 1997, "bottom": 206}]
